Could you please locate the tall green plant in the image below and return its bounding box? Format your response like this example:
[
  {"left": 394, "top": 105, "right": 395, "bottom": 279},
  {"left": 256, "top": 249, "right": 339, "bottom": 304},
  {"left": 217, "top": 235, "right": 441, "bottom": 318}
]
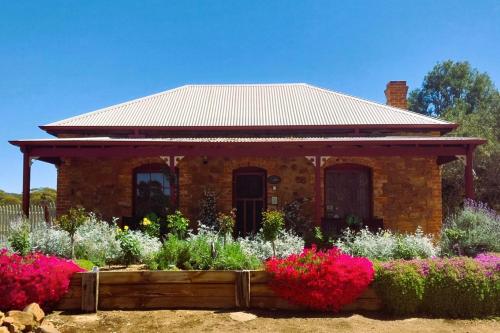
[
  {"left": 57, "top": 207, "right": 87, "bottom": 259},
  {"left": 217, "top": 209, "right": 235, "bottom": 245},
  {"left": 8, "top": 218, "right": 31, "bottom": 256},
  {"left": 262, "top": 210, "right": 284, "bottom": 257},
  {"left": 166, "top": 211, "right": 190, "bottom": 240}
]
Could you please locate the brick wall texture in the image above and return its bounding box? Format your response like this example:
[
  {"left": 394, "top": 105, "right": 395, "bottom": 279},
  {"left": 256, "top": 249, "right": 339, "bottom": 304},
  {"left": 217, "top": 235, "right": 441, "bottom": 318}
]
[
  {"left": 57, "top": 155, "right": 442, "bottom": 234},
  {"left": 385, "top": 81, "right": 409, "bottom": 109}
]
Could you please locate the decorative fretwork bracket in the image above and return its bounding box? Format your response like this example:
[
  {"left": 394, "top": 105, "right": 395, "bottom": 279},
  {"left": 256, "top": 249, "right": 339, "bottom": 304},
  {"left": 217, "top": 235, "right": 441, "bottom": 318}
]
[
  {"left": 305, "top": 156, "right": 329, "bottom": 167},
  {"left": 160, "top": 156, "right": 184, "bottom": 167}
]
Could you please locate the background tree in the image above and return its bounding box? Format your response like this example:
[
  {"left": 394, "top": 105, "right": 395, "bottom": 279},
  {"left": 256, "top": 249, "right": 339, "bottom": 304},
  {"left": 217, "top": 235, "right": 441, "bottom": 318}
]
[
  {"left": 409, "top": 61, "right": 499, "bottom": 214},
  {"left": 0, "top": 187, "right": 56, "bottom": 206}
]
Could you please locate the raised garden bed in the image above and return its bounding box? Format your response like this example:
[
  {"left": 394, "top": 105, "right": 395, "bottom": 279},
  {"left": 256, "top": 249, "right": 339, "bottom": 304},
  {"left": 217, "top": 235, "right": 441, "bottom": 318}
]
[{"left": 56, "top": 270, "right": 381, "bottom": 312}]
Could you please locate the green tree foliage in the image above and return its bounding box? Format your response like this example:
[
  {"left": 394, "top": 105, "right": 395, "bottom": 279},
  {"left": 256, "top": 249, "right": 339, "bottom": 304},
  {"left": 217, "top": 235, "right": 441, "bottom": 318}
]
[
  {"left": 262, "top": 210, "right": 285, "bottom": 257},
  {"left": 408, "top": 60, "right": 498, "bottom": 117},
  {"left": 0, "top": 190, "right": 21, "bottom": 205},
  {"left": 30, "top": 187, "right": 57, "bottom": 205},
  {"left": 0, "top": 187, "right": 56, "bottom": 206},
  {"left": 409, "top": 61, "right": 500, "bottom": 213}
]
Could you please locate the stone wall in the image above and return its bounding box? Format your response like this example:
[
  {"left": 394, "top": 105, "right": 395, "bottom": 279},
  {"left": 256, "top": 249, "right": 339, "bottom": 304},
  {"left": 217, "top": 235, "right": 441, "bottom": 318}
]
[{"left": 56, "top": 155, "right": 442, "bottom": 234}]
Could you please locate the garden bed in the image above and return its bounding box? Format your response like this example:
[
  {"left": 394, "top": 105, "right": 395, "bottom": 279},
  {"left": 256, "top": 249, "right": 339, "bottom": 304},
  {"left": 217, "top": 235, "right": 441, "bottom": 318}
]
[{"left": 55, "top": 270, "right": 381, "bottom": 312}]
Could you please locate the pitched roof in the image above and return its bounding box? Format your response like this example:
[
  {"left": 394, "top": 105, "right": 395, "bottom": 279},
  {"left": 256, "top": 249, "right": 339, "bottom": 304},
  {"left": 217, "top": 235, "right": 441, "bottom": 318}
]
[{"left": 43, "top": 83, "right": 452, "bottom": 128}]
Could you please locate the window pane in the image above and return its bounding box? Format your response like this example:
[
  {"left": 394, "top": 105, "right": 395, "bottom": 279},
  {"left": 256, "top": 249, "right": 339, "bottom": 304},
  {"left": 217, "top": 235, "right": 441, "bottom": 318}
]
[{"left": 134, "top": 168, "right": 175, "bottom": 219}]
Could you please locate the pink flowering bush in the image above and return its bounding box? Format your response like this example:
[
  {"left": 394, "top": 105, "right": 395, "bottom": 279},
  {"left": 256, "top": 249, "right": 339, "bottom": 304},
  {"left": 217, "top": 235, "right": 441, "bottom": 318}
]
[
  {"left": 266, "top": 246, "right": 374, "bottom": 311},
  {"left": 374, "top": 254, "right": 500, "bottom": 317},
  {"left": 0, "top": 249, "right": 84, "bottom": 310}
]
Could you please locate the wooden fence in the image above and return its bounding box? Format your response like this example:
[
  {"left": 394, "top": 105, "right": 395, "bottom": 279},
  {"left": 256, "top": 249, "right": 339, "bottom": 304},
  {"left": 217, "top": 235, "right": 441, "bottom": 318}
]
[
  {"left": 56, "top": 271, "right": 382, "bottom": 312},
  {"left": 0, "top": 204, "right": 56, "bottom": 243}
]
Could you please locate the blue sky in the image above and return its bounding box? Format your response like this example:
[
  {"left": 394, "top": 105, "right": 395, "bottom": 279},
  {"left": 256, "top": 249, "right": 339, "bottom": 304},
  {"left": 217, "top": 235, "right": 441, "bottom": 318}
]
[{"left": 1, "top": 0, "right": 499, "bottom": 193}]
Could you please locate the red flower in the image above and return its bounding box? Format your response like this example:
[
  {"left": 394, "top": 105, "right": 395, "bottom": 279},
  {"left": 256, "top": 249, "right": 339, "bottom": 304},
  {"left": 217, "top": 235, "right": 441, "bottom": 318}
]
[
  {"left": 266, "top": 246, "right": 374, "bottom": 311},
  {"left": 0, "top": 249, "right": 84, "bottom": 311}
]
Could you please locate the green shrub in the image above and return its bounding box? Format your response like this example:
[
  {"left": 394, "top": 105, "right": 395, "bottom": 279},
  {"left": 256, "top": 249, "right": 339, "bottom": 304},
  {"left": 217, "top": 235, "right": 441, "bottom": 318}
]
[
  {"left": 185, "top": 233, "right": 214, "bottom": 270},
  {"left": 8, "top": 218, "right": 31, "bottom": 256},
  {"left": 421, "top": 258, "right": 499, "bottom": 317},
  {"left": 156, "top": 235, "right": 191, "bottom": 270},
  {"left": 167, "top": 211, "right": 190, "bottom": 240},
  {"left": 441, "top": 200, "right": 500, "bottom": 256},
  {"left": 74, "top": 216, "right": 122, "bottom": 266},
  {"left": 373, "top": 256, "right": 500, "bottom": 317},
  {"left": 140, "top": 213, "right": 162, "bottom": 239},
  {"left": 262, "top": 210, "right": 285, "bottom": 257},
  {"left": 116, "top": 227, "right": 142, "bottom": 266},
  {"left": 154, "top": 232, "right": 262, "bottom": 270},
  {"left": 373, "top": 261, "right": 425, "bottom": 315},
  {"left": 212, "top": 242, "right": 261, "bottom": 270}
]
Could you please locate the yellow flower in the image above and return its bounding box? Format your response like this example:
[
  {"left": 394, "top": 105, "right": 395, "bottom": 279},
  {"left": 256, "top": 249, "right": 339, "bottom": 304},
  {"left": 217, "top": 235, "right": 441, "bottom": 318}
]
[
  {"left": 124, "top": 225, "right": 129, "bottom": 231},
  {"left": 142, "top": 217, "right": 151, "bottom": 226}
]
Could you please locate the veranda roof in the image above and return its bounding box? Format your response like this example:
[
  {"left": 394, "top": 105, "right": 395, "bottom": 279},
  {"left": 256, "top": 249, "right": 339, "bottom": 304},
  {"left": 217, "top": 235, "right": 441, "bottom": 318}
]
[
  {"left": 41, "top": 84, "right": 453, "bottom": 130},
  {"left": 10, "top": 136, "right": 485, "bottom": 164},
  {"left": 10, "top": 136, "right": 485, "bottom": 145}
]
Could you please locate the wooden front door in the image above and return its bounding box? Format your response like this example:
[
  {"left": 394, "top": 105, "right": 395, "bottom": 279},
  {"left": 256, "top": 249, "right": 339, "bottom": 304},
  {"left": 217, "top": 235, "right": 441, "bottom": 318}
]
[
  {"left": 324, "top": 164, "right": 371, "bottom": 221},
  {"left": 233, "top": 167, "right": 267, "bottom": 235}
]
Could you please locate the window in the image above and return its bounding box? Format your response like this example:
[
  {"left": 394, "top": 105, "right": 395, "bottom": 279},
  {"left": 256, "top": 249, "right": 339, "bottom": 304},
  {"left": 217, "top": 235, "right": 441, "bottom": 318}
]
[
  {"left": 133, "top": 163, "right": 177, "bottom": 219},
  {"left": 324, "top": 164, "right": 371, "bottom": 220}
]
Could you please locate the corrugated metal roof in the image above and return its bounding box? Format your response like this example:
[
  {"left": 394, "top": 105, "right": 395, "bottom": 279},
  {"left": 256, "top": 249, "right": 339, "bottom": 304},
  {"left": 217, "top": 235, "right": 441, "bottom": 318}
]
[
  {"left": 44, "top": 84, "right": 451, "bottom": 128},
  {"left": 11, "top": 136, "right": 484, "bottom": 146}
]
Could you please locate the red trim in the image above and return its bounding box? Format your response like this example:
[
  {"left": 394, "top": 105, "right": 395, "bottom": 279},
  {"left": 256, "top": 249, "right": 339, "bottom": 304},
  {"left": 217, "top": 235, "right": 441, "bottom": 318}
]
[
  {"left": 9, "top": 137, "right": 486, "bottom": 147},
  {"left": 22, "top": 150, "right": 31, "bottom": 217},
  {"left": 323, "top": 164, "right": 373, "bottom": 220},
  {"left": 40, "top": 124, "right": 458, "bottom": 137},
  {"left": 15, "top": 146, "right": 473, "bottom": 160},
  {"left": 465, "top": 145, "right": 475, "bottom": 200},
  {"left": 314, "top": 156, "right": 321, "bottom": 226}
]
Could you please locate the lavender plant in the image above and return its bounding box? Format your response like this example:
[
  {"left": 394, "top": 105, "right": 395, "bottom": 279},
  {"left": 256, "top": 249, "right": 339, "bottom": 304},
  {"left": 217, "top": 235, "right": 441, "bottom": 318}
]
[{"left": 441, "top": 200, "right": 500, "bottom": 256}]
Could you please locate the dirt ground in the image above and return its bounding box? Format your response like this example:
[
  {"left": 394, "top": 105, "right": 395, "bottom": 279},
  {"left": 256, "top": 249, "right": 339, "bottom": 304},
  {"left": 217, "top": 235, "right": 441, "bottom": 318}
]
[{"left": 47, "top": 310, "right": 499, "bottom": 333}]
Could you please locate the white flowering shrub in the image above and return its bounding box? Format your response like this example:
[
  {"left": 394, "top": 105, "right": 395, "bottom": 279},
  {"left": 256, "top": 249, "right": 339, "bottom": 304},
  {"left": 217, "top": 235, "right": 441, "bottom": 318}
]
[
  {"left": 31, "top": 223, "right": 71, "bottom": 257},
  {"left": 188, "top": 222, "right": 219, "bottom": 243},
  {"left": 334, "top": 227, "right": 438, "bottom": 261},
  {"left": 74, "top": 214, "right": 122, "bottom": 266},
  {"left": 238, "top": 229, "right": 304, "bottom": 261},
  {"left": 124, "top": 229, "right": 162, "bottom": 263}
]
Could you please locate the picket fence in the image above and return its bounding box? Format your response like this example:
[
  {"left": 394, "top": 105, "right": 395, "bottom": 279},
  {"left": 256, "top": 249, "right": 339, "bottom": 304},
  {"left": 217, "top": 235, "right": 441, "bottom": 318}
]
[{"left": 0, "top": 203, "right": 56, "bottom": 243}]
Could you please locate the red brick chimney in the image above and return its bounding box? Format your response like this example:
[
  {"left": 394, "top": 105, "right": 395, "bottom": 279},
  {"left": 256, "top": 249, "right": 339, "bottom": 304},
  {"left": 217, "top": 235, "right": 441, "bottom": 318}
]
[{"left": 384, "top": 81, "right": 408, "bottom": 109}]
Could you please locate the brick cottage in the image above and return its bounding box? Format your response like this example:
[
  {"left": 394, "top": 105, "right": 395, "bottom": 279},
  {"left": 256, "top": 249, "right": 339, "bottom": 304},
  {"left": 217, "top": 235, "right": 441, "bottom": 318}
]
[{"left": 10, "top": 82, "right": 484, "bottom": 235}]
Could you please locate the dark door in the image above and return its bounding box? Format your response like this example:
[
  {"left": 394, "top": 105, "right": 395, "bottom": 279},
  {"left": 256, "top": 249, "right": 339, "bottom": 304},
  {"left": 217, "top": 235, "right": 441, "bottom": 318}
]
[
  {"left": 324, "top": 164, "right": 371, "bottom": 221},
  {"left": 233, "top": 167, "right": 266, "bottom": 235}
]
